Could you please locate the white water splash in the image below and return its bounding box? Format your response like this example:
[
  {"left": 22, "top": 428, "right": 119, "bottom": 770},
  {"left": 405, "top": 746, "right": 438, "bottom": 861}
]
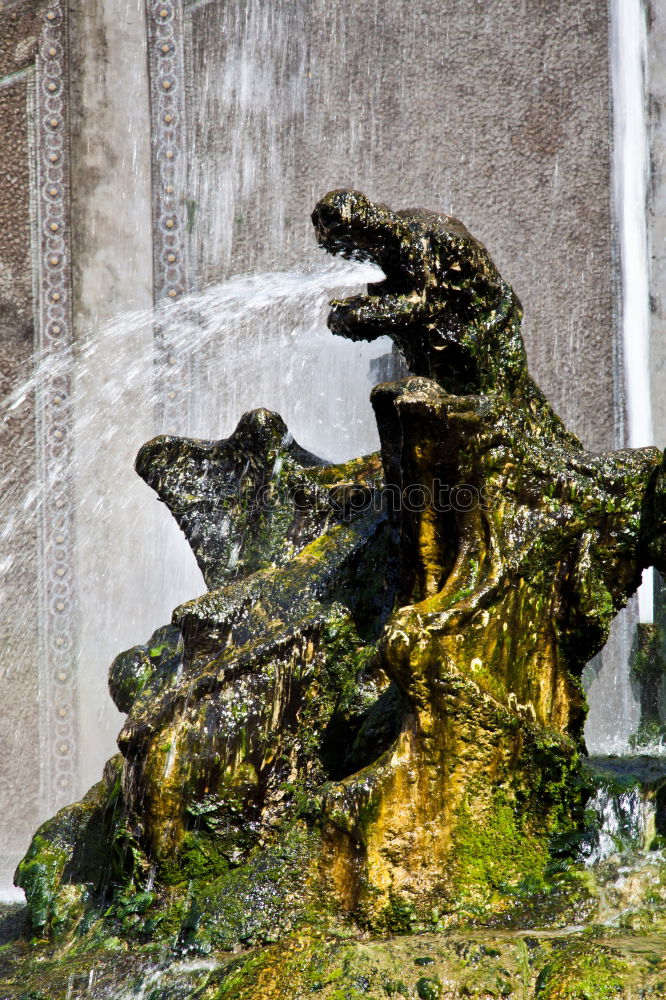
[
  {"left": 0, "top": 887, "right": 25, "bottom": 905},
  {"left": 582, "top": 784, "right": 648, "bottom": 866}
]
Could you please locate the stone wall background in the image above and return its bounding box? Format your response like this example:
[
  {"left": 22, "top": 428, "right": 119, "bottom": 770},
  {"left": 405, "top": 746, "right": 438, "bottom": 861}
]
[
  {"left": 0, "top": 0, "right": 655, "bottom": 888},
  {"left": 649, "top": 1, "right": 666, "bottom": 444},
  {"left": 182, "top": 0, "right": 616, "bottom": 453},
  {"left": 0, "top": 0, "right": 44, "bottom": 883}
]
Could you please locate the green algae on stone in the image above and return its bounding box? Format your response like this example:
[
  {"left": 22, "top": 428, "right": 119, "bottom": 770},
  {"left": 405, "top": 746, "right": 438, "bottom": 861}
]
[
  {"left": 534, "top": 940, "right": 629, "bottom": 999},
  {"left": 109, "top": 623, "right": 183, "bottom": 714},
  {"left": 627, "top": 621, "right": 666, "bottom": 749},
  {"left": 178, "top": 824, "right": 321, "bottom": 954},
  {"left": 135, "top": 408, "right": 330, "bottom": 592},
  {"left": 3, "top": 919, "right": 666, "bottom": 998},
  {"left": 14, "top": 755, "right": 137, "bottom": 939}
]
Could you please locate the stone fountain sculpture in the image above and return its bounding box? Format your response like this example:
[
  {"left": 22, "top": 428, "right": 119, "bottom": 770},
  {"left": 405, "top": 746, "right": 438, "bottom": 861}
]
[{"left": 11, "top": 192, "right": 666, "bottom": 989}]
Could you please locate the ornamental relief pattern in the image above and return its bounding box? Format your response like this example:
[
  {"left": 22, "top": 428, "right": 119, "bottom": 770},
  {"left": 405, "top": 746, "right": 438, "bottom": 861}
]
[
  {"left": 147, "top": 0, "right": 190, "bottom": 435},
  {"left": 34, "top": 0, "right": 77, "bottom": 812}
]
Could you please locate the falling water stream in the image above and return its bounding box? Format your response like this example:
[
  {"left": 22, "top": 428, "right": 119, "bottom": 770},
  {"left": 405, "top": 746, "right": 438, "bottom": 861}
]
[
  {"left": 574, "top": 0, "right": 666, "bottom": 912},
  {"left": 0, "top": 257, "right": 386, "bottom": 895},
  {"left": 614, "top": 0, "right": 653, "bottom": 628},
  {"left": 582, "top": 0, "right": 656, "bottom": 757}
]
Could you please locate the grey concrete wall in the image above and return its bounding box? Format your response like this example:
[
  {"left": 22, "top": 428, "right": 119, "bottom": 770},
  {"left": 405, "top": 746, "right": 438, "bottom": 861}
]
[
  {"left": 0, "top": 1, "right": 44, "bottom": 884},
  {"left": 649, "top": 2, "right": 666, "bottom": 446},
  {"left": 184, "top": 0, "right": 616, "bottom": 453}
]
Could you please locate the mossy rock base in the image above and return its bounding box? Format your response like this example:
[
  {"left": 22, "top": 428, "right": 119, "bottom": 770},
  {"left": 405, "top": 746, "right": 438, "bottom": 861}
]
[
  {"left": 2, "top": 916, "right": 666, "bottom": 999},
  {"left": 5, "top": 845, "right": 666, "bottom": 998}
]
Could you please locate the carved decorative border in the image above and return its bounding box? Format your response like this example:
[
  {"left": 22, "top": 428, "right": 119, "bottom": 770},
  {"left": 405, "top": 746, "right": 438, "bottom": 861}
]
[
  {"left": 34, "top": 0, "right": 77, "bottom": 812},
  {"left": 146, "top": 0, "right": 189, "bottom": 433}
]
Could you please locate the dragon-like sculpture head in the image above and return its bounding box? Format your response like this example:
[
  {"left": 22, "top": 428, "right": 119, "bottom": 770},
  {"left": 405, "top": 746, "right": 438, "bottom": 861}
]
[{"left": 313, "top": 189, "right": 531, "bottom": 399}]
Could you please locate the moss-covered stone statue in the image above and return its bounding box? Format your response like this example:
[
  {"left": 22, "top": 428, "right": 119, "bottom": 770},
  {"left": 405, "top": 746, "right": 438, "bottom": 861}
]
[{"left": 7, "top": 191, "right": 666, "bottom": 998}]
